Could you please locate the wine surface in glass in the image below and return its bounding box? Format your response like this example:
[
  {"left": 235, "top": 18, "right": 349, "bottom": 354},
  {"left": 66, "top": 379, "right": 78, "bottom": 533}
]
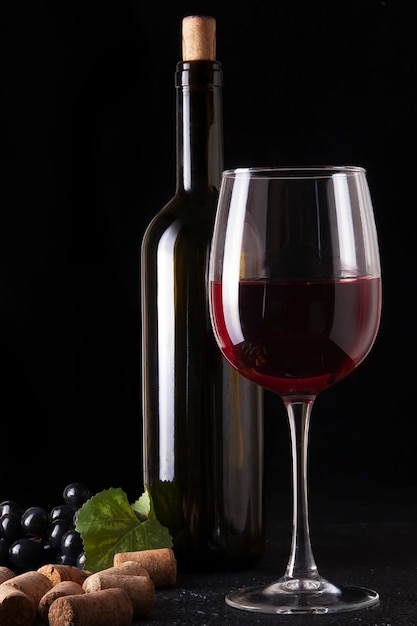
[{"left": 211, "top": 277, "right": 381, "bottom": 397}]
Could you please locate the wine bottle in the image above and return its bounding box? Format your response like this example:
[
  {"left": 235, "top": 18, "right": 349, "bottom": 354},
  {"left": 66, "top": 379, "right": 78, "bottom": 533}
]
[{"left": 141, "top": 15, "right": 264, "bottom": 571}]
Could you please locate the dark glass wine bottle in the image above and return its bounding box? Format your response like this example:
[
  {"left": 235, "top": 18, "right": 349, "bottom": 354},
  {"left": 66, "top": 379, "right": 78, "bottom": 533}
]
[{"left": 141, "top": 16, "right": 264, "bottom": 571}]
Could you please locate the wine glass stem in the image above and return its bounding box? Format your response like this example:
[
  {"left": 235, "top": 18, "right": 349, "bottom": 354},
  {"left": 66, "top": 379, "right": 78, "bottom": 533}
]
[{"left": 284, "top": 399, "right": 319, "bottom": 581}]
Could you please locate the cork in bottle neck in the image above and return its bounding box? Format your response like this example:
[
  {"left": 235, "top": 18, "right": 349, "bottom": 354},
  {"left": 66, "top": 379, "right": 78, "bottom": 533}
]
[{"left": 182, "top": 15, "right": 216, "bottom": 61}]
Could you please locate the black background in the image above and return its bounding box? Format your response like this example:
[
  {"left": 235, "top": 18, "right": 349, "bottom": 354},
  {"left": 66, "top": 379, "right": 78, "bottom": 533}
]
[{"left": 1, "top": 0, "right": 415, "bottom": 523}]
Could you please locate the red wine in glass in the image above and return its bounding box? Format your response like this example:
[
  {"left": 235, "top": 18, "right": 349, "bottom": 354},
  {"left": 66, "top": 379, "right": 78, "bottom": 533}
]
[
  {"left": 208, "top": 166, "right": 382, "bottom": 614},
  {"left": 211, "top": 277, "right": 381, "bottom": 397}
]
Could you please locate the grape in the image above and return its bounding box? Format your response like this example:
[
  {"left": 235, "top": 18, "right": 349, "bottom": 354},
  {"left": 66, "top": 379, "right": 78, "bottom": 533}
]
[
  {"left": 0, "top": 500, "right": 24, "bottom": 518},
  {"left": 61, "top": 529, "right": 83, "bottom": 559},
  {"left": 21, "top": 506, "right": 50, "bottom": 537},
  {"left": 0, "top": 538, "right": 12, "bottom": 567},
  {"left": 48, "top": 519, "right": 72, "bottom": 550},
  {"left": 50, "top": 503, "right": 75, "bottom": 525},
  {"left": 0, "top": 513, "right": 21, "bottom": 541},
  {"left": 55, "top": 552, "right": 77, "bottom": 566},
  {"left": 63, "top": 483, "right": 92, "bottom": 510},
  {"left": 9, "top": 537, "right": 45, "bottom": 570},
  {"left": 0, "top": 482, "right": 93, "bottom": 573},
  {"left": 76, "top": 550, "right": 86, "bottom": 569}
]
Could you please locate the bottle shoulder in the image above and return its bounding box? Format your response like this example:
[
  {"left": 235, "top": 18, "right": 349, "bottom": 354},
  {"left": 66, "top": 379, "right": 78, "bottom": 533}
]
[{"left": 142, "top": 191, "right": 219, "bottom": 243}]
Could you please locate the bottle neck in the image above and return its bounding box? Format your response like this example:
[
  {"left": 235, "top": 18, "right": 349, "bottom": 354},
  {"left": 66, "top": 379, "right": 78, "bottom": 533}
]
[{"left": 175, "top": 61, "right": 223, "bottom": 193}]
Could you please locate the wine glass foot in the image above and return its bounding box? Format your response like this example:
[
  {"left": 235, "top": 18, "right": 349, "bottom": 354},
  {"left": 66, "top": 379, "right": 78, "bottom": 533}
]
[{"left": 225, "top": 576, "right": 379, "bottom": 614}]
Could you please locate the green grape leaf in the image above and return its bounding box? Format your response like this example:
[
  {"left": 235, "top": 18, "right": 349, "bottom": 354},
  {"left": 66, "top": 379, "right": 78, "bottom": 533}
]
[
  {"left": 75, "top": 487, "right": 173, "bottom": 573},
  {"left": 131, "top": 485, "right": 157, "bottom": 521}
]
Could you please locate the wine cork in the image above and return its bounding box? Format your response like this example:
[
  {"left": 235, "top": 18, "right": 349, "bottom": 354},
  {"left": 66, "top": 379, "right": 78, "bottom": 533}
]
[
  {"left": 37, "top": 581, "right": 85, "bottom": 624},
  {"left": 83, "top": 572, "right": 155, "bottom": 618},
  {"left": 92, "top": 560, "right": 150, "bottom": 578},
  {"left": 47, "top": 587, "right": 133, "bottom": 626},
  {"left": 182, "top": 15, "right": 216, "bottom": 61},
  {"left": 0, "top": 565, "right": 15, "bottom": 584},
  {"left": 0, "top": 585, "right": 36, "bottom": 626},
  {"left": 37, "top": 563, "right": 92, "bottom": 586},
  {"left": 2, "top": 570, "right": 52, "bottom": 607},
  {"left": 113, "top": 548, "right": 177, "bottom": 588}
]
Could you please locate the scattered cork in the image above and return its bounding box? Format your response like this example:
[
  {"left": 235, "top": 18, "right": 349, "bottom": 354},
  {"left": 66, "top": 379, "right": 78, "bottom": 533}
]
[
  {"left": 92, "top": 559, "right": 150, "bottom": 578},
  {"left": 113, "top": 547, "right": 177, "bottom": 588},
  {"left": 37, "top": 580, "right": 85, "bottom": 624},
  {"left": 37, "top": 563, "right": 92, "bottom": 586},
  {"left": 2, "top": 570, "right": 52, "bottom": 607},
  {"left": 0, "top": 585, "right": 36, "bottom": 626},
  {"left": 47, "top": 587, "right": 133, "bottom": 626},
  {"left": 0, "top": 565, "right": 15, "bottom": 584},
  {"left": 182, "top": 15, "right": 216, "bottom": 61},
  {"left": 83, "top": 571, "right": 155, "bottom": 618}
]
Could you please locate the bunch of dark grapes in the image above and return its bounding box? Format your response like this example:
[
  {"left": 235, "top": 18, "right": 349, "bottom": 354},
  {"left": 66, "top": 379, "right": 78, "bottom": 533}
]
[{"left": 0, "top": 482, "right": 91, "bottom": 573}]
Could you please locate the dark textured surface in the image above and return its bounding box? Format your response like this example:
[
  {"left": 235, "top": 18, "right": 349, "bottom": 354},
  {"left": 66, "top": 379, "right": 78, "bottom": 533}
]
[{"left": 133, "top": 521, "right": 417, "bottom": 625}]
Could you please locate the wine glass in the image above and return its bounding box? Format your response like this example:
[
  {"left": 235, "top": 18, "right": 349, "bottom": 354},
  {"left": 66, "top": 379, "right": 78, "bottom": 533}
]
[{"left": 208, "top": 166, "right": 382, "bottom": 614}]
